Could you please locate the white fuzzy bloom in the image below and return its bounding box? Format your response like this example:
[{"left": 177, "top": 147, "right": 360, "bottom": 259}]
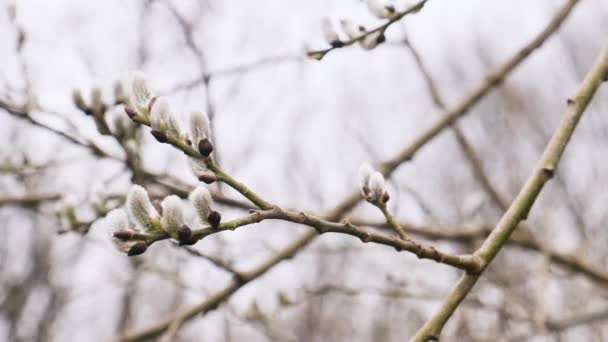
[
  {"left": 368, "top": 171, "right": 386, "bottom": 201},
  {"left": 161, "top": 195, "right": 184, "bottom": 237},
  {"left": 104, "top": 208, "right": 130, "bottom": 232},
  {"left": 358, "top": 162, "right": 374, "bottom": 191},
  {"left": 108, "top": 108, "right": 133, "bottom": 137},
  {"left": 339, "top": 19, "right": 359, "bottom": 40},
  {"left": 151, "top": 97, "right": 182, "bottom": 139},
  {"left": 189, "top": 110, "right": 211, "bottom": 145},
  {"left": 126, "top": 184, "right": 159, "bottom": 232},
  {"left": 321, "top": 17, "right": 340, "bottom": 45},
  {"left": 131, "top": 71, "right": 152, "bottom": 113},
  {"left": 189, "top": 186, "right": 213, "bottom": 224},
  {"left": 366, "top": 0, "right": 393, "bottom": 19}
]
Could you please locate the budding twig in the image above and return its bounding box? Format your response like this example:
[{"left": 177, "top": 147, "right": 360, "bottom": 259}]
[{"left": 307, "top": 0, "right": 429, "bottom": 60}]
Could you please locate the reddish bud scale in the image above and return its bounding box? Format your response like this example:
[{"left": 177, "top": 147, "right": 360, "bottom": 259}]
[
  {"left": 381, "top": 192, "right": 390, "bottom": 204},
  {"left": 150, "top": 130, "right": 167, "bottom": 143},
  {"left": 124, "top": 106, "right": 137, "bottom": 119},
  {"left": 198, "top": 174, "right": 217, "bottom": 184},
  {"left": 113, "top": 230, "right": 135, "bottom": 240},
  {"left": 128, "top": 241, "right": 148, "bottom": 256}
]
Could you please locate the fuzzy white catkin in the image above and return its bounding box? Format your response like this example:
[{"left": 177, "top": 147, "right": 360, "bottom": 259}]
[
  {"left": 366, "top": 0, "right": 392, "bottom": 19},
  {"left": 151, "top": 97, "right": 182, "bottom": 139},
  {"left": 321, "top": 17, "right": 340, "bottom": 45},
  {"left": 189, "top": 110, "right": 211, "bottom": 145},
  {"left": 126, "top": 185, "right": 159, "bottom": 231},
  {"left": 131, "top": 71, "right": 152, "bottom": 113},
  {"left": 368, "top": 171, "right": 386, "bottom": 201},
  {"left": 161, "top": 195, "right": 184, "bottom": 237},
  {"left": 339, "top": 19, "right": 359, "bottom": 40},
  {"left": 358, "top": 162, "right": 374, "bottom": 190},
  {"left": 104, "top": 208, "right": 130, "bottom": 232},
  {"left": 189, "top": 186, "right": 213, "bottom": 224}
]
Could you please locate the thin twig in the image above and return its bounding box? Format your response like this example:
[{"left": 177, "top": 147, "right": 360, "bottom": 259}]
[{"left": 307, "top": 0, "right": 429, "bottom": 60}]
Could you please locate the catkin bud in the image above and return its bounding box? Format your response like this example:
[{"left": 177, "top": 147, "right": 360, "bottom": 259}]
[
  {"left": 189, "top": 110, "right": 212, "bottom": 155},
  {"left": 321, "top": 17, "right": 344, "bottom": 48},
  {"left": 189, "top": 186, "right": 214, "bottom": 225},
  {"left": 150, "top": 97, "right": 182, "bottom": 140},
  {"left": 114, "top": 81, "right": 128, "bottom": 105},
  {"left": 339, "top": 19, "right": 359, "bottom": 40},
  {"left": 72, "top": 89, "right": 89, "bottom": 113},
  {"left": 126, "top": 185, "right": 160, "bottom": 232},
  {"left": 358, "top": 163, "right": 389, "bottom": 204},
  {"left": 160, "top": 195, "right": 185, "bottom": 239},
  {"left": 358, "top": 162, "right": 374, "bottom": 196},
  {"left": 368, "top": 171, "right": 386, "bottom": 202},
  {"left": 131, "top": 71, "right": 152, "bottom": 115},
  {"left": 105, "top": 208, "right": 130, "bottom": 232}
]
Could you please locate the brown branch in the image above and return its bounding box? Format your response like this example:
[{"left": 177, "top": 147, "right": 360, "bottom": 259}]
[{"left": 0, "top": 193, "right": 62, "bottom": 207}]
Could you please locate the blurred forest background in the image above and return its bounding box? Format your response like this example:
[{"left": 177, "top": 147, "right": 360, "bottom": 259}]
[{"left": 1, "top": 0, "right": 608, "bottom": 341}]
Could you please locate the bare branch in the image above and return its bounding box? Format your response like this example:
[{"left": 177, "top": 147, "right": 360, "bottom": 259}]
[{"left": 412, "top": 45, "right": 608, "bottom": 342}]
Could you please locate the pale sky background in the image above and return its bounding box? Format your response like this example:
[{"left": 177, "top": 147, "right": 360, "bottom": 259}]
[{"left": 1, "top": 0, "right": 607, "bottom": 341}]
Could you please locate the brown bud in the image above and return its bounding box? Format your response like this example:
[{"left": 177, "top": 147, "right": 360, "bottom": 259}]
[
  {"left": 381, "top": 192, "right": 390, "bottom": 204},
  {"left": 124, "top": 106, "right": 137, "bottom": 119},
  {"left": 127, "top": 241, "right": 147, "bottom": 256},
  {"left": 376, "top": 33, "right": 386, "bottom": 44},
  {"left": 112, "top": 230, "right": 135, "bottom": 240},
  {"left": 198, "top": 173, "right": 217, "bottom": 184},
  {"left": 150, "top": 130, "right": 167, "bottom": 143},
  {"left": 208, "top": 211, "right": 221, "bottom": 227},
  {"left": 178, "top": 225, "right": 192, "bottom": 241},
  {"left": 198, "top": 138, "right": 213, "bottom": 157}
]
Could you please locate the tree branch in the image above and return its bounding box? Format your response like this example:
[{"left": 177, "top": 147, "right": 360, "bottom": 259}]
[{"left": 412, "top": 45, "right": 608, "bottom": 342}]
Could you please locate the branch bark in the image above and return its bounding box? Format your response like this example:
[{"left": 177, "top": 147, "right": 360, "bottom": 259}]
[{"left": 411, "top": 46, "right": 608, "bottom": 342}]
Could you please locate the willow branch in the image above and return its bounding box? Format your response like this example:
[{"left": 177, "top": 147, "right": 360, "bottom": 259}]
[
  {"left": 0, "top": 193, "right": 62, "bottom": 207},
  {"left": 117, "top": 0, "right": 577, "bottom": 338},
  {"left": 412, "top": 45, "right": 608, "bottom": 342},
  {"left": 307, "top": 0, "right": 429, "bottom": 60}
]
